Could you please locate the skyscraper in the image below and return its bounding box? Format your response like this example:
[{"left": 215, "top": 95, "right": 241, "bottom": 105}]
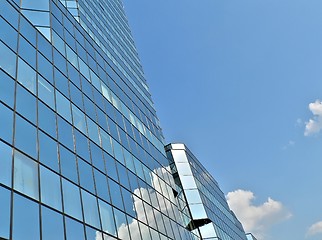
[
  {"left": 166, "top": 143, "right": 247, "bottom": 240},
  {"left": 0, "top": 1, "right": 248, "bottom": 240}
]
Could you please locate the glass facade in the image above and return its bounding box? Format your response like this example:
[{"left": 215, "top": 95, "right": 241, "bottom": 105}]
[
  {"left": 246, "top": 233, "right": 258, "bottom": 240},
  {"left": 0, "top": 1, "right": 200, "bottom": 239},
  {"left": 165, "top": 143, "right": 248, "bottom": 240}
]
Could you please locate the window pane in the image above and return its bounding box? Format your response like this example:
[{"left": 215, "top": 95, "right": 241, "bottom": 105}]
[
  {"left": 56, "top": 90, "right": 72, "bottom": 123},
  {"left": 78, "top": 159, "right": 95, "bottom": 193},
  {"left": 40, "top": 166, "right": 62, "bottom": 210},
  {"left": 16, "top": 84, "right": 37, "bottom": 123},
  {"left": 0, "top": 41, "right": 16, "bottom": 77},
  {"left": 59, "top": 145, "right": 78, "bottom": 183},
  {"left": 38, "top": 76, "right": 55, "bottom": 109},
  {"left": 39, "top": 131, "right": 59, "bottom": 172},
  {"left": 65, "top": 217, "right": 85, "bottom": 240},
  {"left": 81, "top": 190, "right": 100, "bottom": 229},
  {"left": 13, "top": 150, "right": 39, "bottom": 200},
  {"left": 0, "top": 187, "right": 11, "bottom": 239},
  {"left": 72, "top": 104, "right": 86, "bottom": 133},
  {"left": 38, "top": 102, "right": 57, "bottom": 138},
  {"left": 0, "top": 69, "right": 15, "bottom": 108},
  {"left": 41, "top": 206, "right": 64, "bottom": 240},
  {"left": 0, "top": 103, "right": 13, "bottom": 144},
  {"left": 62, "top": 179, "right": 82, "bottom": 220},
  {"left": 21, "top": 0, "right": 49, "bottom": 11},
  {"left": 15, "top": 115, "right": 37, "bottom": 159},
  {"left": 98, "top": 200, "right": 116, "bottom": 236},
  {"left": 17, "top": 58, "right": 36, "bottom": 94},
  {"left": 12, "top": 193, "right": 40, "bottom": 240},
  {"left": 0, "top": 141, "right": 12, "bottom": 187}
]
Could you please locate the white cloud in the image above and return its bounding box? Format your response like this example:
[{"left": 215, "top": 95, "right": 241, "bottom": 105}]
[
  {"left": 304, "top": 100, "right": 322, "bottom": 136},
  {"left": 307, "top": 221, "right": 322, "bottom": 237},
  {"left": 282, "top": 140, "right": 295, "bottom": 150},
  {"left": 226, "top": 190, "right": 292, "bottom": 240}
]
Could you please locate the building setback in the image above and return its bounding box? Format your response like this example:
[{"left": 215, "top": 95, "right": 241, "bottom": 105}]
[
  {"left": 166, "top": 143, "right": 247, "bottom": 240},
  {"left": 0, "top": 0, "right": 247, "bottom": 240}
]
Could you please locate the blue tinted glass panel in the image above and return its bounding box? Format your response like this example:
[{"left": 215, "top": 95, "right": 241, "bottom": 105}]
[
  {"left": 13, "top": 150, "right": 39, "bottom": 200},
  {"left": 59, "top": 145, "right": 78, "bottom": 183},
  {"left": 0, "top": 186, "right": 10, "bottom": 239},
  {"left": 0, "top": 141, "right": 12, "bottom": 187},
  {"left": 15, "top": 115, "right": 37, "bottom": 159},
  {"left": 98, "top": 200, "right": 116, "bottom": 236},
  {"left": 16, "top": 84, "right": 37, "bottom": 123},
  {"left": 38, "top": 102, "right": 57, "bottom": 138},
  {"left": 17, "top": 58, "right": 36, "bottom": 94},
  {"left": 21, "top": 0, "right": 49, "bottom": 11},
  {"left": 81, "top": 190, "right": 100, "bottom": 229},
  {"left": 62, "top": 179, "right": 82, "bottom": 220},
  {"left": 38, "top": 76, "right": 55, "bottom": 109},
  {"left": 0, "top": 103, "right": 13, "bottom": 144},
  {"left": 41, "top": 206, "right": 64, "bottom": 240},
  {"left": 0, "top": 16, "right": 18, "bottom": 51},
  {"left": 0, "top": 70, "right": 15, "bottom": 108},
  {"left": 65, "top": 217, "right": 85, "bottom": 240},
  {"left": 40, "top": 166, "right": 62, "bottom": 210},
  {"left": 12, "top": 193, "right": 40, "bottom": 240},
  {"left": 39, "top": 131, "right": 59, "bottom": 171},
  {"left": 78, "top": 159, "right": 94, "bottom": 193},
  {"left": 0, "top": 41, "right": 16, "bottom": 77}
]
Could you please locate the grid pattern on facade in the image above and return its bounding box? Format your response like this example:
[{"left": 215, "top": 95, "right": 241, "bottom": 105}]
[{"left": 0, "top": 1, "right": 200, "bottom": 240}]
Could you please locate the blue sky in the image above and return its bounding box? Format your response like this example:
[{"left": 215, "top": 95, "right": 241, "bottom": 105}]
[{"left": 123, "top": 1, "right": 322, "bottom": 239}]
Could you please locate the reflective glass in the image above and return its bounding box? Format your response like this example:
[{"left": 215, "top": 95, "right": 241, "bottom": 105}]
[
  {"left": 62, "top": 179, "right": 82, "bottom": 220},
  {"left": 72, "top": 104, "right": 86, "bottom": 133},
  {"left": 0, "top": 41, "right": 16, "bottom": 77},
  {"left": 41, "top": 206, "right": 64, "bottom": 240},
  {"left": 60, "top": 145, "right": 78, "bottom": 183},
  {"left": 0, "top": 187, "right": 10, "bottom": 239},
  {"left": 15, "top": 115, "right": 37, "bottom": 159},
  {"left": 81, "top": 189, "right": 100, "bottom": 229},
  {"left": 17, "top": 58, "right": 36, "bottom": 94},
  {"left": 0, "top": 16, "right": 17, "bottom": 52},
  {"left": 13, "top": 150, "right": 39, "bottom": 200},
  {"left": 38, "top": 76, "right": 55, "bottom": 109},
  {"left": 38, "top": 102, "right": 57, "bottom": 138},
  {"left": 78, "top": 158, "right": 95, "bottom": 193},
  {"left": 56, "top": 90, "right": 72, "bottom": 122},
  {"left": 94, "top": 169, "right": 110, "bottom": 202},
  {"left": 21, "top": 0, "right": 49, "bottom": 11},
  {"left": 22, "top": 10, "right": 50, "bottom": 26},
  {"left": 16, "top": 84, "right": 37, "bottom": 124},
  {"left": 57, "top": 117, "right": 74, "bottom": 150},
  {"left": 0, "top": 141, "right": 12, "bottom": 187},
  {"left": 98, "top": 200, "right": 116, "bottom": 236},
  {"left": 0, "top": 70, "right": 15, "bottom": 108},
  {"left": 40, "top": 166, "right": 62, "bottom": 210},
  {"left": 12, "top": 193, "right": 40, "bottom": 240},
  {"left": 65, "top": 217, "right": 86, "bottom": 240},
  {"left": 39, "top": 131, "right": 59, "bottom": 171},
  {"left": 18, "top": 36, "right": 36, "bottom": 68},
  {"left": 0, "top": 103, "right": 13, "bottom": 144}
]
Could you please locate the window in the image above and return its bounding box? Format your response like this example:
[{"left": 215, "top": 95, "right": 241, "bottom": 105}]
[
  {"left": 0, "top": 41, "right": 16, "bottom": 77},
  {"left": 17, "top": 58, "right": 36, "bottom": 94},
  {"left": 38, "top": 76, "right": 55, "bottom": 109},
  {"left": 98, "top": 200, "right": 116, "bottom": 236},
  {"left": 41, "top": 206, "right": 64, "bottom": 240},
  {"left": 13, "top": 150, "right": 39, "bottom": 200},
  {"left": 40, "top": 166, "right": 62, "bottom": 210},
  {"left": 81, "top": 190, "right": 100, "bottom": 229},
  {"left": 15, "top": 115, "right": 37, "bottom": 159},
  {"left": 12, "top": 193, "right": 40, "bottom": 240},
  {"left": 15, "top": 84, "right": 37, "bottom": 124},
  {"left": 62, "top": 179, "right": 82, "bottom": 220},
  {"left": 0, "top": 103, "right": 13, "bottom": 143},
  {"left": 0, "top": 141, "right": 12, "bottom": 187},
  {"left": 0, "top": 187, "right": 10, "bottom": 239}
]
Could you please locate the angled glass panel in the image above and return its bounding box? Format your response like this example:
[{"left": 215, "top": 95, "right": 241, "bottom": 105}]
[
  {"left": 13, "top": 150, "right": 39, "bottom": 200},
  {"left": 0, "top": 187, "right": 10, "bottom": 239},
  {"left": 0, "top": 103, "right": 13, "bottom": 143},
  {"left": 65, "top": 216, "right": 85, "bottom": 240},
  {"left": 41, "top": 206, "right": 64, "bottom": 240},
  {"left": 81, "top": 190, "right": 100, "bottom": 229},
  {"left": 15, "top": 115, "right": 37, "bottom": 159},
  {"left": 17, "top": 58, "right": 36, "bottom": 94},
  {"left": 16, "top": 84, "right": 37, "bottom": 123},
  {"left": 21, "top": 0, "right": 49, "bottom": 11},
  {"left": 40, "top": 166, "right": 62, "bottom": 210},
  {"left": 12, "top": 193, "right": 40, "bottom": 240},
  {"left": 62, "top": 178, "right": 82, "bottom": 221},
  {"left": 0, "top": 70, "right": 15, "bottom": 108},
  {"left": 38, "top": 76, "right": 55, "bottom": 109},
  {"left": 0, "top": 41, "right": 16, "bottom": 77},
  {"left": 98, "top": 200, "right": 116, "bottom": 236},
  {"left": 0, "top": 141, "right": 12, "bottom": 187}
]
